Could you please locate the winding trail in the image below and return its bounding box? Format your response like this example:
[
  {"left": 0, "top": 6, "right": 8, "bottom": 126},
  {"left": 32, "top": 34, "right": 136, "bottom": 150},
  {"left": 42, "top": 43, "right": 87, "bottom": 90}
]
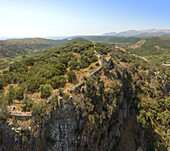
[{"left": 116, "top": 45, "right": 148, "bottom": 62}]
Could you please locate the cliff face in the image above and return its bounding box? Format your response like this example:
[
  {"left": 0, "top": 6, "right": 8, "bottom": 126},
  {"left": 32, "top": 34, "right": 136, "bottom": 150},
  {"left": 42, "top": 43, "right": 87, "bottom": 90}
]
[
  {"left": 46, "top": 102, "right": 78, "bottom": 151},
  {"left": 0, "top": 94, "right": 146, "bottom": 151},
  {"left": 0, "top": 70, "right": 148, "bottom": 151},
  {"left": 0, "top": 100, "right": 78, "bottom": 151}
]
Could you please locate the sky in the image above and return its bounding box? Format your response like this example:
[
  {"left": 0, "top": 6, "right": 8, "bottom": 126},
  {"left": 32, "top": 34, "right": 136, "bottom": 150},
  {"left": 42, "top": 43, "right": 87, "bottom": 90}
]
[{"left": 0, "top": 0, "right": 170, "bottom": 37}]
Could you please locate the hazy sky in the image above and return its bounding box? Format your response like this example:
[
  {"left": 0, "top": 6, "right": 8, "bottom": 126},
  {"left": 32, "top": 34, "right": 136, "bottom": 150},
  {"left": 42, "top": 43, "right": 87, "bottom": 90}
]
[{"left": 0, "top": 0, "right": 170, "bottom": 37}]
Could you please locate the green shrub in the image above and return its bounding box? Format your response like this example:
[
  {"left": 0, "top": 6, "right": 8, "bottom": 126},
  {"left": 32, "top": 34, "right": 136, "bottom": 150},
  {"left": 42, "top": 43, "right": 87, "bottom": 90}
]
[
  {"left": 58, "top": 88, "right": 64, "bottom": 96},
  {"left": 39, "top": 84, "right": 53, "bottom": 98},
  {"left": 32, "top": 101, "right": 47, "bottom": 124},
  {"left": 15, "top": 87, "right": 24, "bottom": 100},
  {"left": 63, "top": 93, "right": 70, "bottom": 100},
  {"left": 7, "top": 85, "right": 15, "bottom": 105},
  {"left": 95, "top": 63, "right": 100, "bottom": 66},
  {"left": 50, "top": 95, "right": 58, "bottom": 109},
  {"left": 0, "top": 97, "right": 9, "bottom": 120},
  {"left": 89, "top": 65, "right": 94, "bottom": 69},
  {"left": 51, "top": 76, "right": 66, "bottom": 89},
  {"left": 67, "top": 71, "right": 77, "bottom": 82},
  {"left": 22, "top": 97, "right": 34, "bottom": 112}
]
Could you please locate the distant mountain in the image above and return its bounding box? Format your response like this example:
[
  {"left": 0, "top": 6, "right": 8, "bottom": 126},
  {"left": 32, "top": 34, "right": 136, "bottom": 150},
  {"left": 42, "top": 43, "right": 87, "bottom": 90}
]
[
  {"left": 0, "top": 37, "right": 13, "bottom": 40},
  {"left": 43, "top": 36, "right": 68, "bottom": 40},
  {"left": 103, "top": 29, "right": 170, "bottom": 37},
  {"left": 102, "top": 32, "right": 117, "bottom": 36}
]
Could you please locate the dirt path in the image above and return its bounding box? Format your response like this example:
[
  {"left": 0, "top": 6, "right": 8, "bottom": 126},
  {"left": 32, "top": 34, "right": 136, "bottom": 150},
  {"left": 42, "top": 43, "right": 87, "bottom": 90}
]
[{"left": 116, "top": 46, "right": 148, "bottom": 62}]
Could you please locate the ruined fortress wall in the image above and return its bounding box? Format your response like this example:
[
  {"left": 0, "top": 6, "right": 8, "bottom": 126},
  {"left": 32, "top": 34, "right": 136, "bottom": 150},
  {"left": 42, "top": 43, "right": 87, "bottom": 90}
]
[
  {"left": 90, "top": 67, "right": 102, "bottom": 77},
  {"left": 9, "top": 114, "right": 32, "bottom": 120},
  {"left": 72, "top": 67, "right": 102, "bottom": 92},
  {"left": 73, "top": 82, "right": 85, "bottom": 91}
]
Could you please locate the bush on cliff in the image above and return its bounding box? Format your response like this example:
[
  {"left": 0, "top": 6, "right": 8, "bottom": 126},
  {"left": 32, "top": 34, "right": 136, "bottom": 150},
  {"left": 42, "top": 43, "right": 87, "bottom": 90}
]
[
  {"left": 0, "top": 97, "right": 9, "bottom": 120},
  {"left": 32, "top": 101, "right": 47, "bottom": 124}
]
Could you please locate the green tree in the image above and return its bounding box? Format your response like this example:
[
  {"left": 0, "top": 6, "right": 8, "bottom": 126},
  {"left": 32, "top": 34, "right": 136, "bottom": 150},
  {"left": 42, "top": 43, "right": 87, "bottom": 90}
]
[
  {"left": 51, "top": 75, "right": 66, "bottom": 89},
  {"left": 22, "top": 97, "right": 34, "bottom": 112},
  {"left": 15, "top": 87, "right": 24, "bottom": 100},
  {"left": 32, "top": 101, "right": 47, "bottom": 124},
  {"left": 7, "top": 85, "right": 15, "bottom": 105},
  {"left": 39, "top": 84, "right": 53, "bottom": 98},
  {"left": 58, "top": 88, "right": 64, "bottom": 96},
  {"left": 0, "top": 76, "right": 4, "bottom": 90},
  {"left": 67, "top": 71, "right": 77, "bottom": 82},
  {"left": 0, "top": 97, "right": 9, "bottom": 120}
]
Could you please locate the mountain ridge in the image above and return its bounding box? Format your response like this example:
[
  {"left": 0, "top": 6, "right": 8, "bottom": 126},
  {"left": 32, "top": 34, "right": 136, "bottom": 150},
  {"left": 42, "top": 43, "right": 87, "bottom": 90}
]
[
  {"left": 1, "top": 29, "right": 170, "bottom": 41},
  {"left": 103, "top": 29, "right": 170, "bottom": 37}
]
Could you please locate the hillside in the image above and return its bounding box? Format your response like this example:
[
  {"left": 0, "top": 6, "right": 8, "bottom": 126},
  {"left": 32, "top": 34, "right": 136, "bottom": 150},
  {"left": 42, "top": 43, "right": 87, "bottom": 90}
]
[
  {"left": 0, "top": 37, "right": 89, "bottom": 70},
  {"left": 127, "top": 36, "right": 170, "bottom": 64},
  {"left": 0, "top": 38, "right": 69, "bottom": 58},
  {"left": 67, "top": 37, "right": 89, "bottom": 43},
  {"left": 81, "top": 36, "right": 141, "bottom": 44},
  {"left": 0, "top": 42, "right": 169, "bottom": 150},
  {"left": 0, "top": 37, "right": 90, "bottom": 58}
]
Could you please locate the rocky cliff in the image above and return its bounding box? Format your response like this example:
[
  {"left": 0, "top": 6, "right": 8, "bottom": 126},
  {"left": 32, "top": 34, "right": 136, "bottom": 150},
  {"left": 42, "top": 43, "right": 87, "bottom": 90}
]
[{"left": 0, "top": 68, "right": 156, "bottom": 151}]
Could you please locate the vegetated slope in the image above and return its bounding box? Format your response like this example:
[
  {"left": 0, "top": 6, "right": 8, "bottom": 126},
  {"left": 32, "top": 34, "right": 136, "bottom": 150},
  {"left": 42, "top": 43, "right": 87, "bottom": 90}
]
[
  {"left": 81, "top": 36, "right": 142, "bottom": 44},
  {"left": 0, "top": 41, "right": 98, "bottom": 93},
  {"left": 0, "top": 37, "right": 89, "bottom": 59},
  {"left": 0, "top": 42, "right": 169, "bottom": 150},
  {"left": 68, "top": 37, "right": 89, "bottom": 43},
  {"left": 0, "top": 38, "right": 69, "bottom": 58},
  {"left": 127, "top": 36, "right": 170, "bottom": 64},
  {"left": 0, "top": 37, "right": 89, "bottom": 70}
]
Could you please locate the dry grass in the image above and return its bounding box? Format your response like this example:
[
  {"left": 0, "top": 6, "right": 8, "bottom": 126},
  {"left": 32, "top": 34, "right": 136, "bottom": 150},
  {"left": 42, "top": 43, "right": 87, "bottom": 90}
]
[{"left": 129, "top": 39, "right": 146, "bottom": 49}]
